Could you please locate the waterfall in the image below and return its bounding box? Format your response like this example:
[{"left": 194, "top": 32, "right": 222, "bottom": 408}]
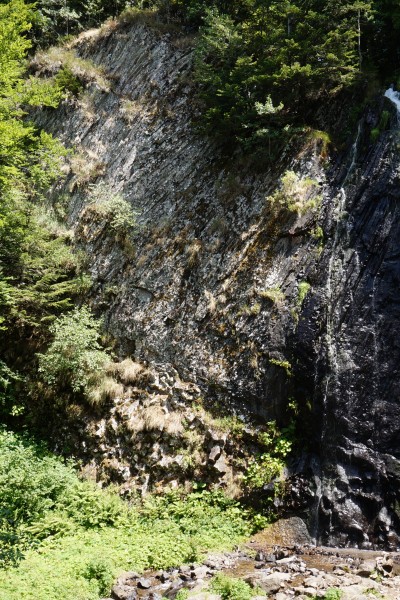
[
  {"left": 325, "top": 121, "right": 361, "bottom": 376},
  {"left": 384, "top": 86, "right": 400, "bottom": 116},
  {"left": 312, "top": 121, "right": 362, "bottom": 545}
]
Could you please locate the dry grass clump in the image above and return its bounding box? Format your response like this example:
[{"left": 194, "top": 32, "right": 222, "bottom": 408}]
[
  {"left": 127, "top": 415, "right": 146, "bottom": 433},
  {"left": 119, "top": 359, "right": 146, "bottom": 384},
  {"left": 69, "top": 150, "right": 106, "bottom": 189},
  {"left": 257, "top": 286, "right": 285, "bottom": 304},
  {"left": 117, "top": 7, "right": 182, "bottom": 36},
  {"left": 165, "top": 412, "right": 184, "bottom": 435},
  {"left": 186, "top": 239, "right": 202, "bottom": 268},
  {"left": 87, "top": 377, "right": 124, "bottom": 406},
  {"left": 107, "top": 358, "right": 153, "bottom": 385},
  {"left": 120, "top": 98, "right": 144, "bottom": 123},
  {"left": 142, "top": 405, "right": 167, "bottom": 431},
  {"left": 33, "top": 46, "right": 110, "bottom": 91}
]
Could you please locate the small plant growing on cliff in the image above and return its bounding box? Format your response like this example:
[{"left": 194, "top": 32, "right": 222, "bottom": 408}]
[
  {"left": 244, "top": 420, "right": 293, "bottom": 491},
  {"left": 87, "top": 182, "right": 140, "bottom": 235},
  {"left": 267, "top": 170, "right": 321, "bottom": 215},
  {"left": 38, "top": 306, "right": 109, "bottom": 394},
  {"left": 297, "top": 281, "right": 311, "bottom": 308},
  {"left": 258, "top": 286, "right": 285, "bottom": 304},
  {"left": 269, "top": 358, "right": 292, "bottom": 376}
]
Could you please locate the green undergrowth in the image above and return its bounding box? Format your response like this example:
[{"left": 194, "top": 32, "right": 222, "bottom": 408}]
[
  {"left": 210, "top": 573, "right": 255, "bottom": 600},
  {"left": 0, "top": 428, "right": 254, "bottom": 600}
]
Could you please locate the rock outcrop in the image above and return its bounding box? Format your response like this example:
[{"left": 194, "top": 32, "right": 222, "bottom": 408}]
[{"left": 33, "top": 16, "right": 400, "bottom": 548}]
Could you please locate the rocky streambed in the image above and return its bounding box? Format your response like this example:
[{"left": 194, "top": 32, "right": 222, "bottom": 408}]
[{"left": 102, "top": 542, "right": 400, "bottom": 600}]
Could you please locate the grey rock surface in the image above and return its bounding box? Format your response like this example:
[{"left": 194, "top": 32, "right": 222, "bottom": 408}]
[{"left": 33, "top": 18, "right": 400, "bottom": 546}]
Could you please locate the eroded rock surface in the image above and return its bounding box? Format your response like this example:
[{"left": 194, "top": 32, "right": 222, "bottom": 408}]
[{"left": 33, "top": 18, "right": 400, "bottom": 546}]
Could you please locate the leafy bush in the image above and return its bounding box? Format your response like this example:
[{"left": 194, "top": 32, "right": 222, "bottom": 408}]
[
  {"left": 267, "top": 171, "right": 321, "bottom": 216},
  {"left": 38, "top": 306, "right": 109, "bottom": 394},
  {"left": 55, "top": 67, "right": 83, "bottom": 97},
  {"left": 244, "top": 420, "right": 293, "bottom": 491},
  {"left": 210, "top": 573, "right": 253, "bottom": 600},
  {"left": 80, "top": 558, "right": 114, "bottom": 597},
  {"left": 87, "top": 182, "right": 140, "bottom": 235}
]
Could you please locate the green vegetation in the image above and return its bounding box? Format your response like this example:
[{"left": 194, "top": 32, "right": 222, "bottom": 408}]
[
  {"left": 370, "top": 109, "right": 390, "bottom": 142},
  {"left": 297, "top": 281, "right": 311, "bottom": 308},
  {"left": 244, "top": 420, "right": 293, "bottom": 492},
  {"left": 86, "top": 182, "right": 140, "bottom": 235},
  {"left": 238, "top": 302, "right": 261, "bottom": 317},
  {"left": 37, "top": 307, "right": 109, "bottom": 395},
  {"left": 1, "top": 1, "right": 398, "bottom": 598},
  {"left": 0, "top": 0, "right": 93, "bottom": 425},
  {"left": 269, "top": 358, "right": 292, "bottom": 377},
  {"left": 76, "top": 0, "right": 396, "bottom": 157},
  {"left": 210, "top": 573, "right": 254, "bottom": 600},
  {"left": 267, "top": 171, "right": 321, "bottom": 215},
  {"left": 258, "top": 286, "right": 285, "bottom": 304},
  {"left": 0, "top": 428, "right": 254, "bottom": 600},
  {"left": 319, "top": 589, "right": 343, "bottom": 600},
  {"left": 34, "top": 46, "right": 109, "bottom": 92}
]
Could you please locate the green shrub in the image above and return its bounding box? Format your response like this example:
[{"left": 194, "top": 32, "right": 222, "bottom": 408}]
[
  {"left": 37, "top": 306, "right": 109, "bottom": 394},
  {"left": 267, "top": 171, "right": 321, "bottom": 215},
  {"left": 87, "top": 182, "right": 140, "bottom": 235},
  {"left": 244, "top": 421, "right": 293, "bottom": 491},
  {"left": 210, "top": 573, "right": 253, "bottom": 600},
  {"left": 55, "top": 67, "right": 83, "bottom": 97},
  {"left": 80, "top": 558, "right": 114, "bottom": 596},
  {"left": 370, "top": 127, "right": 380, "bottom": 143},
  {"left": 323, "top": 589, "right": 343, "bottom": 600}
]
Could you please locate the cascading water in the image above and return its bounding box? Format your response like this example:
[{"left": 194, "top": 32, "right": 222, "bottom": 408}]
[
  {"left": 384, "top": 86, "right": 400, "bottom": 117},
  {"left": 312, "top": 121, "right": 362, "bottom": 545}
]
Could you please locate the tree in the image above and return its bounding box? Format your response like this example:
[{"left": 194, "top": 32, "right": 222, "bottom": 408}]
[{"left": 38, "top": 307, "right": 109, "bottom": 394}]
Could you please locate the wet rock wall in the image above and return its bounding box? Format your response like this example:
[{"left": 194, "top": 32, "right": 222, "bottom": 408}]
[{"left": 34, "top": 19, "right": 400, "bottom": 548}]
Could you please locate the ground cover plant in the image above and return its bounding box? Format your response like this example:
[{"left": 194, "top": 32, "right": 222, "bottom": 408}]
[{"left": 0, "top": 428, "right": 254, "bottom": 600}]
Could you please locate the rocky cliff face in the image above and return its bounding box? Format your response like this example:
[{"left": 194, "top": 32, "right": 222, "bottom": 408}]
[
  {"left": 303, "top": 113, "right": 400, "bottom": 550},
  {"left": 33, "top": 17, "right": 400, "bottom": 549}
]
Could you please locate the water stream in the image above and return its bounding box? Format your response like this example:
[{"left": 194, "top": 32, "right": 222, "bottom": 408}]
[
  {"left": 313, "top": 120, "right": 362, "bottom": 545},
  {"left": 384, "top": 86, "right": 400, "bottom": 121}
]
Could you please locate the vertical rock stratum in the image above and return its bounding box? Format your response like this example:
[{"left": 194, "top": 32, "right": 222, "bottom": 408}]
[{"left": 33, "top": 18, "right": 400, "bottom": 548}]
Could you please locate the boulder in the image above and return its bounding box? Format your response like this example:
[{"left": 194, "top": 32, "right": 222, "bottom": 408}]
[{"left": 111, "top": 584, "right": 137, "bottom": 600}]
